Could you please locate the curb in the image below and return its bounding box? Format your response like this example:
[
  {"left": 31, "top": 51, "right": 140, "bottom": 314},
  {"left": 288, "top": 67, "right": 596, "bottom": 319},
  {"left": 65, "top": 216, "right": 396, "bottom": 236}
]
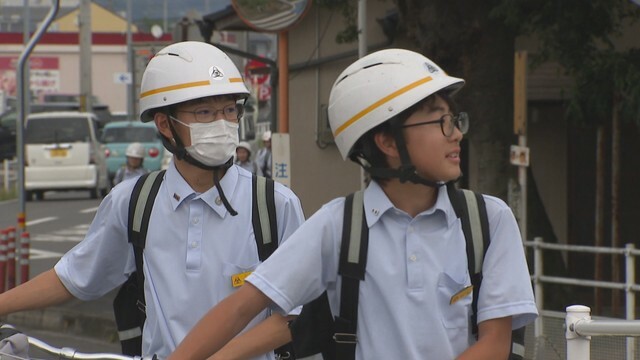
[
  {"left": 2, "top": 291, "right": 119, "bottom": 345},
  {"left": 4, "top": 306, "right": 118, "bottom": 344}
]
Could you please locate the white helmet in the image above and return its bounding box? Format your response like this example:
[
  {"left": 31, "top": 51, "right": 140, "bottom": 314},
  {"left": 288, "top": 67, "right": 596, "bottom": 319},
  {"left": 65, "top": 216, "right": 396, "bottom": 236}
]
[
  {"left": 126, "top": 142, "right": 145, "bottom": 159},
  {"left": 261, "top": 130, "right": 272, "bottom": 141},
  {"left": 237, "top": 141, "right": 252, "bottom": 154},
  {"left": 328, "top": 49, "right": 465, "bottom": 160},
  {"left": 139, "top": 41, "right": 250, "bottom": 122}
]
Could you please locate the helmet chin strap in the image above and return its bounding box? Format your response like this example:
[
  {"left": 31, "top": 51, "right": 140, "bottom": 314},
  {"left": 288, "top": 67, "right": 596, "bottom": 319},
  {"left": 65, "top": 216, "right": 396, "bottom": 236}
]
[
  {"left": 350, "top": 120, "right": 445, "bottom": 188},
  {"left": 161, "top": 121, "right": 238, "bottom": 216}
]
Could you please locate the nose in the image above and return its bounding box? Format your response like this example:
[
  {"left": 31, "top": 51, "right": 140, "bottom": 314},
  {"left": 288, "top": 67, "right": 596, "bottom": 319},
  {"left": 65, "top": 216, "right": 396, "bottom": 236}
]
[
  {"left": 450, "top": 125, "right": 464, "bottom": 142},
  {"left": 213, "top": 109, "right": 227, "bottom": 121}
]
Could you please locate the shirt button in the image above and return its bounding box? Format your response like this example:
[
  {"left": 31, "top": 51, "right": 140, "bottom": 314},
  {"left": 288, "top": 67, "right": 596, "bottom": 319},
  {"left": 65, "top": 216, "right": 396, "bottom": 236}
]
[
  {"left": 215, "top": 196, "right": 222, "bottom": 205},
  {"left": 191, "top": 242, "right": 198, "bottom": 248},
  {"left": 192, "top": 218, "right": 199, "bottom": 225},
  {"left": 408, "top": 226, "right": 414, "bottom": 234},
  {"left": 409, "top": 254, "right": 417, "bottom": 262}
]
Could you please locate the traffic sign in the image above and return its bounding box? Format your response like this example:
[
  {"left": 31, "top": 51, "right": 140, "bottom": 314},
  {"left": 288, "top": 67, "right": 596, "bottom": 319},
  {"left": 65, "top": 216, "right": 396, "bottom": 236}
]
[
  {"left": 244, "top": 59, "right": 270, "bottom": 85},
  {"left": 113, "top": 72, "right": 132, "bottom": 85}
]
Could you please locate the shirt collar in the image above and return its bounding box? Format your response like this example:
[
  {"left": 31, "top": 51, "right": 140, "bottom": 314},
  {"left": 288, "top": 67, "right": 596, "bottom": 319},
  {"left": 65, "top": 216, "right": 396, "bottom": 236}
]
[
  {"left": 363, "top": 181, "right": 458, "bottom": 227},
  {"left": 165, "top": 162, "right": 240, "bottom": 218}
]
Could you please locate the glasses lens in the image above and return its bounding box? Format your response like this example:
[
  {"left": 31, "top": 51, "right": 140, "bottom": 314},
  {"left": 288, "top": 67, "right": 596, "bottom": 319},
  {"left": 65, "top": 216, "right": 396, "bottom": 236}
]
[
  {"left": 442, "top": 114, "right": 455, "bottom": 137},
  {"left": 455, "top": 112, "right": 469, "bottom": 135},
  {"left": 223, "top": 104, "right": 238, "bottom": 120}
]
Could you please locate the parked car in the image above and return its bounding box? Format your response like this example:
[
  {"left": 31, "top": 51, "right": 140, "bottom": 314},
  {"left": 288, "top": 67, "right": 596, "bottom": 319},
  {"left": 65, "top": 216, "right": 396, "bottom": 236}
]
[
  {"left": 24, "top": 111, "right": 110, "bottom": 200},
  {"left": 0, "top": 124, "right": 15, "bottom": 161},
  {"left": 100, "top": 121, "right": 164, "bottom": 183}
]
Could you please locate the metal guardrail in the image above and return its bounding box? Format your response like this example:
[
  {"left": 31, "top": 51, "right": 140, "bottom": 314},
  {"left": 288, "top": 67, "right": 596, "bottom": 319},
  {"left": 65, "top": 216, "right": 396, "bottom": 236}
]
[
  {"left": 566, "top": 305, "right": 640, "bottom": 360},
  {"left": 526, "top": 238, "right": 640, "bottom": 359}
]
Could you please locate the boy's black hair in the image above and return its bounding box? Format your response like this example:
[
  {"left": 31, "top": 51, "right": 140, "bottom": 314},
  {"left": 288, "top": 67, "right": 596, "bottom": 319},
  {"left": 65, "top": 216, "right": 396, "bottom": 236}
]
[{"left": 350, "top": 92, "right": 458, "bottom": 183}]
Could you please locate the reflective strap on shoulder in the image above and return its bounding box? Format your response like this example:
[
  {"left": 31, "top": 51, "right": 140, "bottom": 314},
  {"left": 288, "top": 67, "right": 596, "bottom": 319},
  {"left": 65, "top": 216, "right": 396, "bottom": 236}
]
[
  {"left": 132, "top": 170, "right": 163, "bottom": 234},
  {"left": 347, "top": 190, "right": 364, "bottom": 264},
  {"left": 460, "top": 189, "right": 484, "bottom": 273},
  {"left": 255, "top": 175, "right": 272, "bottom": 247}
]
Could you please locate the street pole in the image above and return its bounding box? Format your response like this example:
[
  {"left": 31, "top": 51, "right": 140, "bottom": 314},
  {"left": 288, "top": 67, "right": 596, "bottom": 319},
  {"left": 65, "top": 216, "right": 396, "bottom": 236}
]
[
  {"left": 358, "top": 0, "right": 367, "bottom": 189},
  {"left": 22, "top": 0, "right": 31, "bottom": 108},
  {"left": 126, "top": 0, "right": 135, "bottom": 118},
  {"left": 16, "top": 1, "right": 60, "bottom": 234},
  {"left": 79, "top": 0, "right": 93, "bottom": 113},
  {"left": 513, "top": 51, "right": 528, "bottom": 242}
]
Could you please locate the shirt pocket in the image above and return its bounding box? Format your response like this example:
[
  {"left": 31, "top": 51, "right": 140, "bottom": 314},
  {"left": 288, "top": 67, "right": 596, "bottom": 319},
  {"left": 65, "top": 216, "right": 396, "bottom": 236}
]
[
  {"left": 222, "top": 261, "right": 260, "bottom": 290},
  {"left": 437, "top": 270, "right": 472, "bottom": 330}
]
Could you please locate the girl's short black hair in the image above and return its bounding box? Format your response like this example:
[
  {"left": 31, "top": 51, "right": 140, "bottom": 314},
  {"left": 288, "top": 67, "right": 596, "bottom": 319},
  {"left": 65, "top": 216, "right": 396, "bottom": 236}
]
[{"left": 350, "top": 92, "right": 457, "bottom": 182}]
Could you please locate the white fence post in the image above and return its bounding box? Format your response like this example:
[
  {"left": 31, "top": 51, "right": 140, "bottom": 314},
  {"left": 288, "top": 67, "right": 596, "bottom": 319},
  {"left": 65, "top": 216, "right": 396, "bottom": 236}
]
[
  {"left": 533, "top": 236, "right": 544, "bottom": 359},
  {"left": 566, "top": 305, "right": 591, "bottom": 360},
  {"left": 626, "top": 243, "right": 636, "bottom": 360}
]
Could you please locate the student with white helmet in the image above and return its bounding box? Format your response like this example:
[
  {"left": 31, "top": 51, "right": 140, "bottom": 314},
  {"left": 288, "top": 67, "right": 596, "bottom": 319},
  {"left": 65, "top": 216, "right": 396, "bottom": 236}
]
[
  {"left": 113, "top": 142, "right": 149, "bottom": 185},
  {"left": 256, "top": 130, "right": 272, "bottom": 178},
  {"left": 0, "top": 41, "right": 305, "bottom": 359},
  {"left": 235, "top": 141, "right": 261, "bottom": 175},
  {"left": 171, "top": 48, "right": 537, "bottom": 360}
]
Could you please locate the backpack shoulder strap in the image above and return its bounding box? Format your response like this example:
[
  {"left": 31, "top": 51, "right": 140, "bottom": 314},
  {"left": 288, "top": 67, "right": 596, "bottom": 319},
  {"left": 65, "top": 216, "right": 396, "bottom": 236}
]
[
  {"left": 127, "top": 169, "right": 165, "bottom": 312},
  {"left": 334, "top": 190, "right": 368, "bottom": 360},
  {"left": 446, "top": 182, "right": 489, "bottom": 337},
  {"left": 251, "top": 174, "right": 278, "bottom": 261}
]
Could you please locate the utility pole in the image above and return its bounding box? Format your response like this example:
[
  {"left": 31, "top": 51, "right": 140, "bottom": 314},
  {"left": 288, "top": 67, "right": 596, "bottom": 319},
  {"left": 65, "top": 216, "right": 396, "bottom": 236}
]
[
  {"left": 126, "top": 0, "right": 135, "bottom": 117},
  {"left": 22, "top": 0, "right": 31, "bottom": 110},
  {"left": 79, "top": 0, "right": 93, "bottom": 113}
]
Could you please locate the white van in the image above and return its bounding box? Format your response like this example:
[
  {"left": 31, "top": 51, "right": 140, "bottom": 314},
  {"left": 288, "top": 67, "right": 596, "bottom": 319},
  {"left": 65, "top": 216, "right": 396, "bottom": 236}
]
[{"left": 25, "top": 111, "right": 110, "bottom": 200}]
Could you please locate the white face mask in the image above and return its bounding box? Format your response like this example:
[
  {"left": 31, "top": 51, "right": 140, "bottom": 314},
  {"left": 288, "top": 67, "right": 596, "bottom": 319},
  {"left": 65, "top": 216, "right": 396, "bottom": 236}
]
[{"left": 171, "top": 117, "right": 239, "bottom": 166}]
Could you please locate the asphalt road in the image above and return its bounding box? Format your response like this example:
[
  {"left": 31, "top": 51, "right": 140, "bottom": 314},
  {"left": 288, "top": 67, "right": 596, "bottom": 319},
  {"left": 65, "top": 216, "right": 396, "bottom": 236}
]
[{"left": 0, "top": 190, "right": 122, "bottom": 357}]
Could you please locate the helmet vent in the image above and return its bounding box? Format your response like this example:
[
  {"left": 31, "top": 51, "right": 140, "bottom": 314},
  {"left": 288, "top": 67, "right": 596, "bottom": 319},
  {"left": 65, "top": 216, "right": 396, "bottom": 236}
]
[
  {"left": 336, "top": 62, "right": 384, "bottom": 85},
  {"left": 363, "top": 62, "right": 383, "bottom": 70}
]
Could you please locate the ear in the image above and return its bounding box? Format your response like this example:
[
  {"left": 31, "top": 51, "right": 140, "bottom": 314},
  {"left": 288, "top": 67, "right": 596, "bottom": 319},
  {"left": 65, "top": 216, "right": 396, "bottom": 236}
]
[
  {"left": 373, "top": 131, "right": 399, "bottom": 159},
  {"left": 154, "top": 112, "right": 173, "bottom": 140}
]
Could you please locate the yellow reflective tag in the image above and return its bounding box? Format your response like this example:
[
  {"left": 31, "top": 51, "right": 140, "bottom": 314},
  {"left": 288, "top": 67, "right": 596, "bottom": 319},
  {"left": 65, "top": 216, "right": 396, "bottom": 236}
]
[
  {"left": 231, "top": 271, "right": 253, "bottom": 288},
  {"left": 450, "top": 285, "right": 473, "bottom": 305}
]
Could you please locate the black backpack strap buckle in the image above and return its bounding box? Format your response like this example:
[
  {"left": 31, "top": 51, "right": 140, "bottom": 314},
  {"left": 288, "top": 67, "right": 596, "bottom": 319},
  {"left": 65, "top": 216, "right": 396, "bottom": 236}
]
[{"left": 332, "top": 333, "right": 358, "bottom": 344}]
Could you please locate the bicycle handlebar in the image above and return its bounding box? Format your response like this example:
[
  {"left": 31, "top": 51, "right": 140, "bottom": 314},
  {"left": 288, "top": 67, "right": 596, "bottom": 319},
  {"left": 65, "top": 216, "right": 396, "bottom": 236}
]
[
  {"left": 27, "top": 336, "right": 158, "bottom": 360},
  {"left": 0, "top": 324, "right": 158, "bottom": 360}
]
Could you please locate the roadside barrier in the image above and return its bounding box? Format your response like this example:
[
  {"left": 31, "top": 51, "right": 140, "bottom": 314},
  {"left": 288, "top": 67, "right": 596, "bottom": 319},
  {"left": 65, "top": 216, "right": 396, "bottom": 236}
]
[
  {"left": 6, "top": 226, "right": 16, "bottom": 290},
  {"left": 0, "top": 226, "right": 28, "bottom": 292},
  {"left": 566, "top": 305, "right": 640, "bottom": 360},
  {"left": 19, "top": 231, "right": 30, "bottom": 285},
  {"left": 0, "top": 229, "right": 6, "bottom": 291}
]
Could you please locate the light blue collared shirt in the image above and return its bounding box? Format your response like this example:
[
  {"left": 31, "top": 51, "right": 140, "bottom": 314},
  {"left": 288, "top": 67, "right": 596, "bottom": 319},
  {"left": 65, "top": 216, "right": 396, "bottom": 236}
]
[
  {"left": 55, "top": 163, "right": 305, "bottom": 359},
  {"left": 249, "top": 181, "right": 538, "bottom": 359}
]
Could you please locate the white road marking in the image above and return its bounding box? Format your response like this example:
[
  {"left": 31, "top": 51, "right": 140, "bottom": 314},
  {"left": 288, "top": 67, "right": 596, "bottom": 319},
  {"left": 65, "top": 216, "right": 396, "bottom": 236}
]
[
  {"left": 29, "top": 248, "right": 64, "bottom": 260},
  {"left": 26, "top": 217, "right": 58, "bottom": 226},
  {"left": 30, "top": 224, "right": 89, "bottom": 243},
  {"left": 80, "top": 207, "right": 99, "bottom": 214}
]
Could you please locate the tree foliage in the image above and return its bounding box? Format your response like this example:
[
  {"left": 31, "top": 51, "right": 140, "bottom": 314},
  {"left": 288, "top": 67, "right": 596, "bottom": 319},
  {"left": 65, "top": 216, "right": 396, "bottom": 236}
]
[{"left": 493, "top": 0, "right": 640, "bottom": 127}]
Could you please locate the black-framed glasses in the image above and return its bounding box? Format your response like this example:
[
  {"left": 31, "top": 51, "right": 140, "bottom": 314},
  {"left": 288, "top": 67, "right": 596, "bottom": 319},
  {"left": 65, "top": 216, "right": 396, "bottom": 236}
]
[
  {"left": 177, "top": 103, "right": 244, "bottom": 123},
  {"left": 401, "top": 112, "right": 469, "bottom": 137}
]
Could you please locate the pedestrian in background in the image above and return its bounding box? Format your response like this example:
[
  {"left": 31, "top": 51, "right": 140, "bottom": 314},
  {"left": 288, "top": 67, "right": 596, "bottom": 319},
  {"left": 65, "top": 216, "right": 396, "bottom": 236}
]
[
  {"left": 235, "top": 141, "right": 260, "bottom": 175},
  {"left": 256, "top": 130, "right": 272, "bottom": 178},
  {"left": 169, "top": 48, "right": 537, "bottom": 360},
  {"left": 0, "top": 41, "right": 305, "bottom": 360},
  {"left": 112, "top": 142, "right": 149, "bottom": 185}
]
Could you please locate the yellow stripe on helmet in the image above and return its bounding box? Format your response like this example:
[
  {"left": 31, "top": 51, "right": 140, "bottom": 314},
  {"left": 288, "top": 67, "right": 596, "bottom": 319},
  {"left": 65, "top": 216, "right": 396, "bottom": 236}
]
[
  {"left": 140, "top": 78, "right": 245, "bottom": 98},
  {"left": 333, "top": 76, "right": 433, "bottom": 137}
]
